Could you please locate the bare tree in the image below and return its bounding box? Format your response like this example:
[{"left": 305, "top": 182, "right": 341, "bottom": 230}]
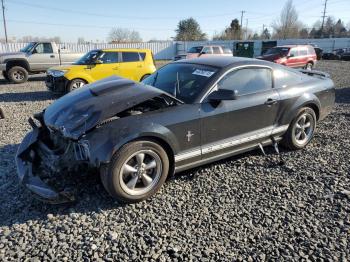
[
  {"left": 108, "top": 28, "right": 142, "bottom": 43},
  {"left": 272, "top": 0, "right": 301, "bottom": 39}
]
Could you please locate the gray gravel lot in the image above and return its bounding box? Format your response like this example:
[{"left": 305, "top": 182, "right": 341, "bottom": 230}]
[{"left": 0, "top": 61, "right": 349, "bottom": 261}]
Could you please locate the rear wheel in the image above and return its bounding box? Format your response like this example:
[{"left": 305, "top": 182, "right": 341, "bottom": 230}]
[
  {"left": 100, "top": 140, "right": 169, "bottom": 203},
  {"left": 305, "top": 62, "right": 313, "bottom": 71},
  {"left": 8, "top": 66, "right": 28, "bottom": 84},
  {"left": 67, "top": 78, "right": 86, "bottom": 93},
  {"left": 281, "top": 107, "right": 316, "bottom": 150},
  {"left": 140, "top": 74, "right": 150, "bottom": 82}
]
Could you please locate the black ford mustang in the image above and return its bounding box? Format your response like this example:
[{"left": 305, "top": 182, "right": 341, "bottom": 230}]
[{"left": 16, "top": 57, "right": 335, "bottom": 203}]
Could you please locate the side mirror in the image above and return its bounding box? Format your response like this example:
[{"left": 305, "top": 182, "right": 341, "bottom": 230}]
[
  {"left": 207, "top": 89, "right": 238, "bottom": 102},
  {"left": 198, "top": 51, "right": 206, "bottom": 57},
  {"left": 94, "top": 60, "right": 103, "bottom": 64},
  {"left": 287, "top": 53, "right": 294, "bottom": 58},
  {"left": 32, "top": 49, "right": 37, "bottom": 54}
]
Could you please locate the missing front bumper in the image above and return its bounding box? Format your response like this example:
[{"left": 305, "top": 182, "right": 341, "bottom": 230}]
[{"left": 16, "top": 119, "right": 90, "bottom": 204}]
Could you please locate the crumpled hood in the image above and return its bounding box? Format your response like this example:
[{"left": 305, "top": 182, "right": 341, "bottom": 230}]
[{"left": 44, "top": 76, "right": 174, "bottom": 140}]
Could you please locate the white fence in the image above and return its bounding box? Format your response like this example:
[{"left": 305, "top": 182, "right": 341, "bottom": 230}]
[
  {"left": 1, "top": 38, "right": 350, "bottom": 60},
  {"left": 0, "top": 42, "right": 176, "bottom": 60}
]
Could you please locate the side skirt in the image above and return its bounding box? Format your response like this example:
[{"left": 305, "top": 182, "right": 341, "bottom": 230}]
[{"left": 174, "top": 137, "right": 282, "bottom": 173}]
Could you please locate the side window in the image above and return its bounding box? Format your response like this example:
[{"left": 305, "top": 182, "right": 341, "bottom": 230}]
[
  {"left": 34, "top": 43, "right": 53, "bottom": 54},
  {"left": 307, "top": 46, "right": 315, "bottom": 55},
  {"left": 139, "top": 52, "right": 146, "bottom": 61},
  {"left": 202, "top": 47, "right": 213, "bottom": 54},
  {"left": 121, "top": 52, "right": 140, "bottom": 62},
  {"left": 99, "top": 52, "right": 118, "bottom": 64},
  {"left": 289, "top": 48, "right": 298, "bottom": 57},
  {"left": 299, "top": 48, "right": 308, "bottom": 56},
  {"left": 212, "top": 47, "right": 221, "bottom": 54},
  {"left": 217, "top": 68, "right": 272, "bottom": 96}
]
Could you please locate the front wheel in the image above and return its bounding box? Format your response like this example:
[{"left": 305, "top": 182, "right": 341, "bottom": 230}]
[
  {"left": 281, "top": 107, "right": 316, "bottom": 150},
  {"left": 8, "top": 66, "right": 28, "bottom": 84},
  {"left": 100, "top": 140, "right": 169, "bottom": 203},
  {"left": 67, "top": 78, "right": 87, "bottom": 93}
]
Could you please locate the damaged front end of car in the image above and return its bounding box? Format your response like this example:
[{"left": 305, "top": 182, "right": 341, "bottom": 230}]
[
  {"left": 16, "top": 113, "right": 92, "bottom": 204},
  {"left": 16, "top": 76, "right": 181, "bottom": 204}
]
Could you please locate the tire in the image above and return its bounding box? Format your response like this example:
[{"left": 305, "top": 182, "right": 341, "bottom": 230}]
[
  {"left": 67, "top": 78, "right": 87, "bottom": 93},
  {"left": 281, "top": 107, "right": 317, "bottom": 150},
  {"left": 100, "top": 140, "right": 169, "bottom": 203},
  {"left": 8, "top": 66, "right": 28, "bottom": 84},
  {"left": 140, "top": 74, "right": 150, "bottom": 82},
  {"left": 2, "top": 71, "right": 9, "bottom": 81},
  {"left": 305, "top": 62, "right": 313, "bottom": 71}
]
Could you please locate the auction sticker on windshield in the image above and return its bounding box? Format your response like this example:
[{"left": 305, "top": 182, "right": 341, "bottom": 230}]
[{"left": 192, "top": 69, "right": 215, "bottom": 77}]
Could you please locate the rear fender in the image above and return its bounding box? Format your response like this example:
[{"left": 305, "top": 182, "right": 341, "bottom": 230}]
[{"left": 279, "top": 93, "right": 321, "bottom": 125}]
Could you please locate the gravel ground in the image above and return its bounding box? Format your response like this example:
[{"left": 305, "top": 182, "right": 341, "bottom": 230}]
[{"left": 0, "top": 61, "right": 349, "bottom": 261}]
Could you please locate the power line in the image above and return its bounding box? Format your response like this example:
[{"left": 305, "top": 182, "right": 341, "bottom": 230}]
[{"left": 1, "top": 0, "right": 7, "bottom": 43}]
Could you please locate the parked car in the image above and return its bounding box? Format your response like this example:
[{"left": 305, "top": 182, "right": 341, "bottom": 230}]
[
  {"left": 257, "top": 45, "right": 317, "bottom": 70},
  {"left": 186, "top": 45, "right": 232, "bottom": 59},
  {"left": 313, "top": 47, "right": 323, "bottom": 60},
  {"left": 46, "top": 48, "right": 156, "bottom": 94},
  {"left": 322, "top": 48, "right": 350, "bottom": 60},
  {"left": 16, "top": 57, "right": 335, "bottom": 204},
  {"left": 0, "top": 42, "right": 83, "bottom": 84}
]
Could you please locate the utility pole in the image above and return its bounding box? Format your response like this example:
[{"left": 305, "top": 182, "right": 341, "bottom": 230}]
[
  {"left": 320, "top": 0, "right": 328, "bottom": 38},
  {"left": 245, "top": 19, "right": 248, "bottom": 40},
  {"left": 1, "top": 0, "right": 7, "bottom": 44},
  {"left": 240, "top": 10, "right": 246, "bottom": 40}
]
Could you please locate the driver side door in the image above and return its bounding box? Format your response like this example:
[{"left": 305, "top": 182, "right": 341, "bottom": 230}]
[
  {"left": 27, "top": 43, "right": 59, "bottom": 71},
  {"left": 84, "top": 51, "right": 120, "bottom": 81},
  {"left": 200, "top": 66, "right": 280, "bottom": 158}
]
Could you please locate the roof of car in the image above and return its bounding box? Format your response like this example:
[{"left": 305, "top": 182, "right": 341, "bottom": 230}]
[
  {"left": 101, "top": 48, "right": 151, "bottom": 52},
  {"left": 174, "top": 56, "right": 266, "bottom": 68},
  {"left": 276, "top": 45, "right": 312, "bottom": 48}
]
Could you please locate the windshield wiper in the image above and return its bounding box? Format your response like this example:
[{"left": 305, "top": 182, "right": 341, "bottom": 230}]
[
  {"left": 173, "top": 71, "right": 180, "bottom": 97},
  {"left": 152, "top": 71, "right": 159, "bottom": 86}
]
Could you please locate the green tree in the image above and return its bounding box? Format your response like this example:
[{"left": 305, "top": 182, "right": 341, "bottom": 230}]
[
  {"left": 175, "top": 18, "right": 207, "bottom": 41},
  {"left": 213, "top": 19, "right": 242, "bottom": 40}
]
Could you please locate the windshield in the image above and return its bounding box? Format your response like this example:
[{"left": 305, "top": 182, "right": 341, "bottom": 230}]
[
  {"left": 20, "top": 42, "right": 36, "bottom": 53},
  {"left": 265, "top": 47, "right": 290, "bottom": 56},
  {"left": 74, "top": 50, "right": 101, "bottom": 65},
  {"left": 142, "top": 63, "right": 218, "bottom": 103},
  {"left": 188, "top": 46, "right": 203, "bottom": 54}
]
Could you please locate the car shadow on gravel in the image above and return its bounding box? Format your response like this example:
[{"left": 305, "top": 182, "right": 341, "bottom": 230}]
[
  {"left": 0, "top": 91, "right": 58, "bottom": 102},
  {"left": 335, "top": 87, "right": 350, "bottom": 104},
  {"left": 0, "top": 76, "right": 46, "bottom": 85},
  {"left": 0, "top": 143, "right": 291, "bottom": 227}
]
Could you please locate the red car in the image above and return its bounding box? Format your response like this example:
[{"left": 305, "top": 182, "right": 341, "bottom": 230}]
[{"left": 257, "top": 45, "right": 317, "bottom": 70}]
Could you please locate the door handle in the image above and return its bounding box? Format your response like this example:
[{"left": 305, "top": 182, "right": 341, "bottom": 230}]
[
  {"left": 137, "top": 65, "right": 142, "bottom": 68},
  {"left": 265, "top": 98, "right": 278, "bottom": 106},
  {"left": 113, "top": 67, "right": 119, "bottom": 70},
  {"left": 50, "top": 55, "right": 55, "bottom": 58}
]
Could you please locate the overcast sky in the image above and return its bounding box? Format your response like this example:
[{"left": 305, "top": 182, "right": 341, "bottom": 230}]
[{"left": 3, "top": 0, "right": 350, "bottom": 42}]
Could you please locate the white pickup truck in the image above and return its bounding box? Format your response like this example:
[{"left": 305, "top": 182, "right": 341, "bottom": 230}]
[{"left": 0, "top": 42, "right": 84, "bottom": 83}]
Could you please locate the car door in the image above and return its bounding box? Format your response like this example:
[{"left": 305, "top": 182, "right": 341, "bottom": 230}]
[
  {"left": 200, "top": 67, "right": 280, "bottom": 158},
  {"left": 200, "top": 46, "right": 213, "bottom": 57},
  {"left": 118, "top": 51, "right": 144, "bottom": 81},
  {"left": 286, "top": 47, "right": 299, "bottom": 68},
  {"left": 298, "top": 47, "right": 308, "bottom": 67},
  {"left": 85, "top": 51, "right": 120, "bottom": 81},
  {"left": 27, "top": 43, "right": 59, "bottom": 71}
]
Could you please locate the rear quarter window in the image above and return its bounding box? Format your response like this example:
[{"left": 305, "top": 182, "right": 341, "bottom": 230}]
[
  {"left": 121, "top": 52, "right": 140, "bottom": 62},
  {"left": 274, "top": 69, "right": 303, "bottom": 88}
]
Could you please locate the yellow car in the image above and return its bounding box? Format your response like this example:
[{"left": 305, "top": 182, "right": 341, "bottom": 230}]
[{"left": 46, "top": 48, "right": 156, "bottom": 93}]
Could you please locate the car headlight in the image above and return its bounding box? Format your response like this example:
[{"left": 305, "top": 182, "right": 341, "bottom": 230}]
[{"left": 47, "top": 70, "right": 68, "bottom": 77}]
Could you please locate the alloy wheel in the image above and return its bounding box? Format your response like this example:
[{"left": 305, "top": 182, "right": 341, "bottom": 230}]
[
  {"left": 119, "top": 150, "right": 162, "bottom": 196},
  {"left": 13, "top": 70, "right": 25, "bottom": 80},
  {"left": 293, "top": 113, "right": 314, "bottom": 146},
  {"left": 71, "top": 80, "right": 85, "bottom": 90}
]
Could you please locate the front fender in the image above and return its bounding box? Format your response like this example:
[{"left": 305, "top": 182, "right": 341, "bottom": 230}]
[
  {"left": 85, "top": 118, "right": 179, "bottom": 166},
  {"left": 65, "top": 71, "right": 94, "bottom": 83}
]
